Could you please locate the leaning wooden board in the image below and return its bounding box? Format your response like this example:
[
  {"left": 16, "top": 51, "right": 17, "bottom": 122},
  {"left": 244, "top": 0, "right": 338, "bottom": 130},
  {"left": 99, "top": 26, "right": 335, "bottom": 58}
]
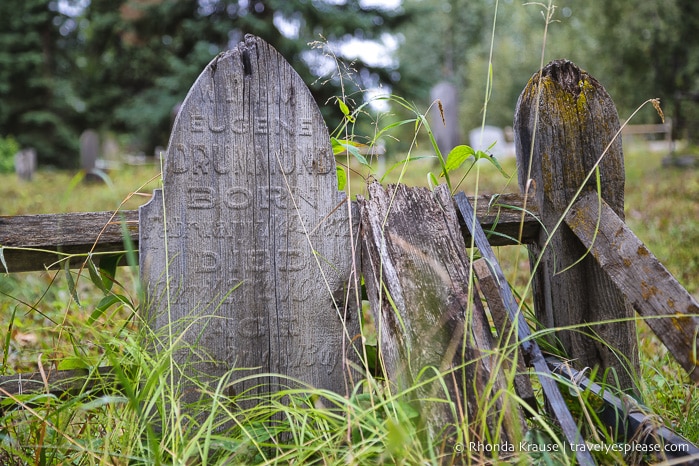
[{"left": 566, "top": 191, "right": 699, "bottom": 383}]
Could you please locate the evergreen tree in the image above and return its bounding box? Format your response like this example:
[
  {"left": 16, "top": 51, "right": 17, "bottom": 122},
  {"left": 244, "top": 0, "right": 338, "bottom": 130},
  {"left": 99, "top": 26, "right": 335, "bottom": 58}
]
[
  {"left": 0, "top": 0, "right": 408, "bottom": 166},
  {"left": 0, "top": 0, "right": 80, "bottom": 167}
]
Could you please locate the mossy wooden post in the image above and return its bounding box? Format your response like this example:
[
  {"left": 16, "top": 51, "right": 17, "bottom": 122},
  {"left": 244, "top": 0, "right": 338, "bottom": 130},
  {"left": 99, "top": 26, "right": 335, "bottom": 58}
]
[
  {"left": 514, "top": 59, "right": 638, "bottom": 391},
  {"left": 139, "top": 35, "right": 359, "bottom": 407}
]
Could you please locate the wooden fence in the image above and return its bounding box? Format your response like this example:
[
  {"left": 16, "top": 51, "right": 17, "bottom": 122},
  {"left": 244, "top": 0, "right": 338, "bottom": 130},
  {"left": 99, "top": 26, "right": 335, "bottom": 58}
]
[{"left": 1, "top": 37, "right": 698, "bottom": 464}]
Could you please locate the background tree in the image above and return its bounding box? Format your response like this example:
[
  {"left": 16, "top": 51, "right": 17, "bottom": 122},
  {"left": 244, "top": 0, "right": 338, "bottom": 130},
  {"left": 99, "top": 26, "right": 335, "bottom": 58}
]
[
  {"left": 395, "top": 0, "right": 699, "bottom": 151},
  {"left": 565, "top": 0, "right": 699, "bottom": 140},
  {"left": 0, "top": 0, "right": 80, "bottom": 167},
  {"left": 394, "top": 0, "right": 554, "bottom": 151},
  {"left": 0, "top": 0, "right": 408, "bottom": 167}
]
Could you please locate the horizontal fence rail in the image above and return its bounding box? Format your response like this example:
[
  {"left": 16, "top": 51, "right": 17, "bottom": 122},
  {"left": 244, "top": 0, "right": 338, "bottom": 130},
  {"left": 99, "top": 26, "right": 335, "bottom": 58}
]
[
  {"left": 0, "top": 210, "right": 139, "bottom": 272},
  {"left": 0, "top": 193, "right": 538, "bottom": 273}
]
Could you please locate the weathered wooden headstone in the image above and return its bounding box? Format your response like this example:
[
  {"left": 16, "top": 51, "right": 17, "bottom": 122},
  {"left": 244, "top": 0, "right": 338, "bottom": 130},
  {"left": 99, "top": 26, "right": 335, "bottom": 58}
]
[
  {"left": 14, "top": 148, "right": 36, "bottom": 181},
  {"left": 80, "top": 129, "right": 102, "bottom": 182},
  {"left": 139, "top": 35, "right": 359, "bottom": 406},
  {"left": 514, "top": 59, "right": 638, "bottom": 391}
]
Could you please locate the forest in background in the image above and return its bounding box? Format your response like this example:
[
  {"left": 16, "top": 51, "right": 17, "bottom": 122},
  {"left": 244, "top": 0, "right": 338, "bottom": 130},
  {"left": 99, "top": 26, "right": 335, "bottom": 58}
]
[{"left": 1, "top": 0, "right": 698, "bottom": 168}]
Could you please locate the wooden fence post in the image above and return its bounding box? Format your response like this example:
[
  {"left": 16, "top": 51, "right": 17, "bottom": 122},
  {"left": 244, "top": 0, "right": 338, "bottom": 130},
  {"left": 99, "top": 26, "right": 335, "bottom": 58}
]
[
  {"left": 514, "top": 59, "right": 638, "bottom": 391},
  {"left": 139, "top": 35, "right": 359, "bottom": 408}
]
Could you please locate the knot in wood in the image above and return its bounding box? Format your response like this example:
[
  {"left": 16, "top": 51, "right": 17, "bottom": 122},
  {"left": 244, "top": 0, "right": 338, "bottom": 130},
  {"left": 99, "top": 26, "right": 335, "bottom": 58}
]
[{"left": 541, "top": 59, "right": 585, "bottom": 97}]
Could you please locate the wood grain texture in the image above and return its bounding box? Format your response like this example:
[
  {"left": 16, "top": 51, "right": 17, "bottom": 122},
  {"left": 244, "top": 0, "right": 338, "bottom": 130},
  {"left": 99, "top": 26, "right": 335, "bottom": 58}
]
[
  {"left": 514, "top": 59, "right": 638, "bottom": 391},
  {"left": 567, "top": 191, "right": 699, "bottom": 383},
  {"left": 0, "top": 210, "right": 138, "bottom": 272},
  {"left": 139, "top": 35, "right": 359, "bottom": 405},
  {"left": 360, "top": 182, "right": 520, "bottom": 444},
  {"left": 455, "top": 192, "right": 539, "bottom": 246}
]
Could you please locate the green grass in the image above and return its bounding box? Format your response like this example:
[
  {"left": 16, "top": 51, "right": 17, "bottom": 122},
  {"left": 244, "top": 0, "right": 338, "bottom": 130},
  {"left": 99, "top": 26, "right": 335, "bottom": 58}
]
[
  {"left": 0, "top": 143, "right": 697, "bottom": 464},
  {"left": 0, "top": 164, "right": 161, "bottom": 216}
]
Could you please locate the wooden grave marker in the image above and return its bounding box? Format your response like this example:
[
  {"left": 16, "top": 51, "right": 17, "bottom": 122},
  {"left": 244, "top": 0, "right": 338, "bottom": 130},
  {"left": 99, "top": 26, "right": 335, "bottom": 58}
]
[
  {"left": 80, "top": 129, "right": 101, "bottom": 181},
  {"left": 139, "top": 35, "right": 359, "bottom": 405},
  {"left": 14, "top": 147, "right": 36, "bottom": 181}
]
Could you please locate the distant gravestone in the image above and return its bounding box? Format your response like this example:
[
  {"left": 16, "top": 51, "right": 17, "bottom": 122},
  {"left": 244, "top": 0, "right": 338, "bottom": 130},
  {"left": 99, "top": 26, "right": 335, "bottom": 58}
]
[
  {"left": 101, "top": 135, "right": 121, "bottom": 168},
  {"left": 80, "top": 129, "right": 102, "bottom": 182},
  {"left": 469, "top": 125, "right": 514, "bottom": 159},
  {"left": 429, "top": 81, "right": 460, "bottom": 157},
  {"left": 139, "top": 35, "right": 359, "bottom": 404},
  {"left": 14, "top": 148, "right": 36, "bottom": 181}
]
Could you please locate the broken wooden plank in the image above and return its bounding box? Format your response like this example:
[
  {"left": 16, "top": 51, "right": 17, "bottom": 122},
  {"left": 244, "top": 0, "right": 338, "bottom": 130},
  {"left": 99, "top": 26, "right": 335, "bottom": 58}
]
[
  {"left": 566, "top": 190, "right": 699, "bottom": 383},
  {"left": 0, "top": 194, "right": 539, "bottom": 273},
  {"left": 0, "top": 366, "right": 117, "bottom": 400},
  {"left": 455, "top": 191, "right": 595, "bottom": 466},
  {"left": 360, "top": 182, "right": 525, "bottom": 446},
  {"left": 0, "top": 210, "right": 138, "bottom": 272}
]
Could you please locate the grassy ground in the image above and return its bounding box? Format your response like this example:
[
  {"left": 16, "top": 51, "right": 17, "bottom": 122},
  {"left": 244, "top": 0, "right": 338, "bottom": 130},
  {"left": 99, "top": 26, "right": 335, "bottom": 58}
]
[
  {"left": 0, "top": 164, "right": 161, "bottom": 216},
  {"left": 0, "top": 144, "right": 697, "bottom": 463}
]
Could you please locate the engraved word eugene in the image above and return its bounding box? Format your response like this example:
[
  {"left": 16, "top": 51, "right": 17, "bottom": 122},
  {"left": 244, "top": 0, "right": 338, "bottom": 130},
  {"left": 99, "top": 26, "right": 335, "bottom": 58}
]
[{"left": 167, "top": 116, "right": 331, "bottom": 177}]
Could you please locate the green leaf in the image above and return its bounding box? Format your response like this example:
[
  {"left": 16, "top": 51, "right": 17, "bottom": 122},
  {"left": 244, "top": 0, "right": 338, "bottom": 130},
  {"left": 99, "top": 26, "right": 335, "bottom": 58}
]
[
  {"left": 479, "top": 152, "right": 510, "bottom": 178},
  {"left": 332, "top": 138, "right": 366, "bottom": 154},
  {"left": 441, "top": 145, "right": 476, "bottom": 176},
  {"left": 57, "top": 356, "right": 90, "bottom": 371},
  {"left": 337, "top": 97, "right": 350, "bottom": 116},
  {"left": 99, "top": 255, "right": 120, "bottom": 293},
  {"left": 336, "top": 97, "right": 355, "bottom": 122},
  {"left": 331, "top": 138, "right": 371, "bottom": 168},
  {"left": 64, "top": 261, "right": 81, "bottom": 307},
  {"left": 87, "top": 256, "right": 107, "bottom": 295},
  {"left": 377, "top": 118, "right": 416, "bottom": 135},
  {"left": 79, "top": 396, "right": 129, "bottom": 411},
  {"left": 89, "top": 294, "right": 130, "bottom": 325},
  {"left": 331, "top": 137, "right": 346, "bottom": 155},
  {"left": 336, "top": 166, "right": 347, "bottom": 191},
  {"left": 474, "top": 150, "right": 489, "bottom": 160}
]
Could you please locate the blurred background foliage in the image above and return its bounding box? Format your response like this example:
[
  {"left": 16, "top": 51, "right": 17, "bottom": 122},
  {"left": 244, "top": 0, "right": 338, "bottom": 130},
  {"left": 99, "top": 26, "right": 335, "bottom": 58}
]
[{"left": 0, "top": 0, "right": 698, "bottom": 168}]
